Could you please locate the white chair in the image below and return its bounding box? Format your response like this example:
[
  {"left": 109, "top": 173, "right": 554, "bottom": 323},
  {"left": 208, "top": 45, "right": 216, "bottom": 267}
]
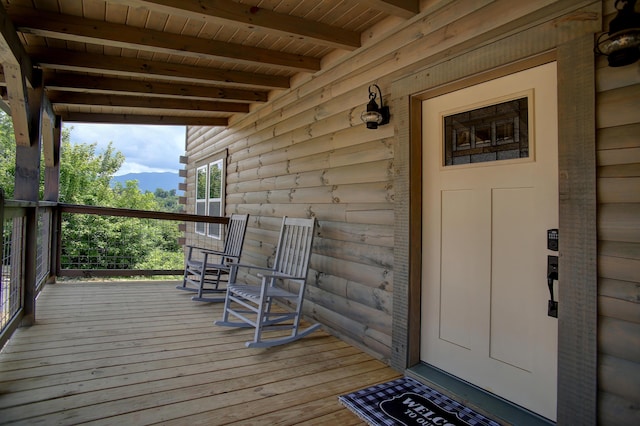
[
  {"left": 177, "top": 213, "right": 249, "bottom": 302},
  {"left": 214, "top": 216, "right": 320, "bottom": 348}
]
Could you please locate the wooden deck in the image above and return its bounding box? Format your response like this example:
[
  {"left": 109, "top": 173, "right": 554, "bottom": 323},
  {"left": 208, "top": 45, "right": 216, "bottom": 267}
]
[{"left": 0, "top": 281, "right": 400, "bottom": 425}]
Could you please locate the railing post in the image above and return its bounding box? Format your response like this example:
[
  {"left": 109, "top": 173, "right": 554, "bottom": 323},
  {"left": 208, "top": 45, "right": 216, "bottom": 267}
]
[
  {"left": 44, "top": 117, "right": 61, "bottom": 284},
  {"left": 48, "top": 205, "right": 60, "bottom": 283},
  {"left": 0, "top": 189, "right": 4, "bottom": 292},
  {"left": 22, "top": 205, "right": 37, "bottom": 326}
]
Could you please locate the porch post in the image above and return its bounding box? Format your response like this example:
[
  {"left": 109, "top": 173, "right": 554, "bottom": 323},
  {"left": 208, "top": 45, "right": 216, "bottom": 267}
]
[
  {"left": 43, "top": 115, "right": 61, "bottom": 202},
  {"left": 556, "top": 34, "right": 598, "bottom": 425},
  {"left": 44, "top": 116, "right": 61, "bottom": 284},
  {"left": 13, "top": 82, "right": 44, "bottom": 326}
]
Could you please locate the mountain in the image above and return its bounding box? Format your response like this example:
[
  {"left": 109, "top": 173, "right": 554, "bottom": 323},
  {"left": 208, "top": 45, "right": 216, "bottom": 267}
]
[{"left": 111, "top": 172, "right": 181, "bottom": 193}]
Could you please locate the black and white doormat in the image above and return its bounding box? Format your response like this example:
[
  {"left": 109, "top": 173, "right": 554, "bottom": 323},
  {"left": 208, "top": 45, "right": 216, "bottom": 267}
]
[{"left": 339, "top": 377, "right": 501, "bottom": 426}]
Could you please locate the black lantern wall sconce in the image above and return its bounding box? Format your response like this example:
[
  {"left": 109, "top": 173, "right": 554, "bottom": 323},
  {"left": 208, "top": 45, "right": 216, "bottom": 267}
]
[
  {"left": 360, "top": 84, "right": 390, "bottom": 129},
  {"left": 595, "top": 0, "right": 640, "bottom": 67}
]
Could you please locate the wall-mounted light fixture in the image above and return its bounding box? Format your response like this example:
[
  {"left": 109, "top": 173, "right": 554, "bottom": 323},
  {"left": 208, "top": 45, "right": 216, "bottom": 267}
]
[
  {"left": 360, "top": 84, "right": 390, "bottom": 129},
  {"left": 595, "top": 0, "right": 640, "bottom": 67}
]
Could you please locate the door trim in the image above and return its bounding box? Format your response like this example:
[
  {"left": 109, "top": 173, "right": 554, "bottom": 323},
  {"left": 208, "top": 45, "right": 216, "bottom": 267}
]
[{"left": 391, "top": 36, "right": 597, "bottom": 424}]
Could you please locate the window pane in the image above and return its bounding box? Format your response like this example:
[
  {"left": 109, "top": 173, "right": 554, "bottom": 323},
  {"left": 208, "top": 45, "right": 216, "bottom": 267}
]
[
  {"left": 209, "top": 161, "right": 222, "bottom": 199},
  {"left": 196, "top": 167, "right": 207, "bottom": 200},
  {"left": 208, "top": 201, "right": 221, "bottom": 237},
  {"left": 196, "top": 201, "right": 206, "bottom": 216},
  {"left": 195, "top": 201, "right": 206, "bottom": 234}
]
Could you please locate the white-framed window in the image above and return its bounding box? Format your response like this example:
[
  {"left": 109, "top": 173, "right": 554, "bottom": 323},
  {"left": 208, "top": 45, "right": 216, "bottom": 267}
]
[{"left": 195, "top": 153, "right": 225, "bottom": 239}]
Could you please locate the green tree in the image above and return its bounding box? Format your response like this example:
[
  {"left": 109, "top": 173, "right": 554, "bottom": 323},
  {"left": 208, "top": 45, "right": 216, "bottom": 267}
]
[
  {"left": 59, "top": 138, "right": 124, "bottom": 205},
  {"left": 0, "top": 111, "right": 184, "bottom": 272},
  {"left": 153, "top": 188, "right": 181, "bottom": 212},
  {"left": 0, "top": 113, "right": 16, "bottom": 198}
]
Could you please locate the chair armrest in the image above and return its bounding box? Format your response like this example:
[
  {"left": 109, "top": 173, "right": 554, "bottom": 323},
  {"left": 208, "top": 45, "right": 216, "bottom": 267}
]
[
  {"left": 227, "top": 264, "right": 307, "bottom": 285},
  {"left": 185, "top": 245, "right": 222, "bottom": 256},
  {"left": 199, "top": 248, "right": 236, "bottom": 257},
  {"left": 257, "top": 271, "right": 306, "bottom": 281},
  {"left": 228, "top": 263, "right": 274, "bottom": 280},
  {"left": 230, "top": 263, "right": 273, "bottom": 272}
]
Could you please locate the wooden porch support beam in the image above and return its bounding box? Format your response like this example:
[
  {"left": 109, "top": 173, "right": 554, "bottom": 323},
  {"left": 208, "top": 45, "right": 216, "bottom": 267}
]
[
  {"left": 29, "top": 47, "right": 290, "bottom": 90},
  {"left": 47, "top": 91, "right": 250, "bottom": 114},
  {"left": 43, "top": 115, "right": 61, "bottom": 202},
  {"left": 14, "top": 84, "right": 43, "bottom": 327},
  {"left": 0, "top": 2, "right": 35, "bottom": 146},
  {"left": 0, "top": 0, "right": 45, "bottom": 325},
  {"left": 60, "top": 112, "right": 228, "bottom": 126},
  {"left": 14, "top": 83, "right": 43, "bottom": 201},
  {"left": 43, "top": 72, "right": 269, "bottom": 103},
  {"left": 44, "top": 118, "right": 61, "bottom": 285},
  {"left": 41, "top": 94, "right": 55, "bottom": 168}
]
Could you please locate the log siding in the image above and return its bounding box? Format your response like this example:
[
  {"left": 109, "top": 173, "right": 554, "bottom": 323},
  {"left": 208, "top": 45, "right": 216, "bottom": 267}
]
[
  {"left": 595, "top": 3, "right": 640, "bottom": 422},
  {"left": 184, "top": 0, "right": 638, "bottom": 423}
]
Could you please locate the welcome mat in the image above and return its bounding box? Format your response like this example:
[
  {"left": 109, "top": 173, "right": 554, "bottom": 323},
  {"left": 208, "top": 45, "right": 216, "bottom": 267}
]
[{"left": 339, "top": 377, "right": 501, "bottom": 426}]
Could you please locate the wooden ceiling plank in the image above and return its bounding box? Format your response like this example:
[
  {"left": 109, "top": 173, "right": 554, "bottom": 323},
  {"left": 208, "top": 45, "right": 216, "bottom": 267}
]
[
  {"left": 59, "top": 111, "right": 228, "bottom": 126},
  {"left": 8, "top": 6, "right": 321, "bottom": 72},
  {"left": 361, "top": 0, "right": 419, "bottom": 19},
  {"left": 43, "top": 72, "right": 269, "bottom": 103},
  {"left": 107, "top": 0, "right": 361, "bottom": 50},
  {"left": 47, "top": 91, "right": 250, "bottom": 113},
  {"left": 29, "top": 47, "right": 290, "bottom": 89}
]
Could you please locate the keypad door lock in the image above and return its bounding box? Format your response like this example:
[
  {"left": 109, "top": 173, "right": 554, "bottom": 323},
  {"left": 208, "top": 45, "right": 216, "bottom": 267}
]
[{"left": 547, "top": 229, "right": 559, "bottom": 251}]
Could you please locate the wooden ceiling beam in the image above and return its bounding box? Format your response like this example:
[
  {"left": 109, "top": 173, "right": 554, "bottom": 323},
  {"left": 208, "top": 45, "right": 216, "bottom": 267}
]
[
  {"left": 8, "top": 6, "right": 321, "bottom": 72},
  {"left": 44, "top": 72, "right": 268, "bottom": 103},
  {"left": 60, "top": 112, "right": 228, "bottom": 126},
  {"left": 108, "top": 0, "right": 361, "bottom": 50},
  {"left": 47, "top": 91, "right": 250, "bottom": 113},
  {"left": 362, "top": 0, "right": 420, "bottom": 19},
  {"left": 29, "top": 47, "right": 290, "bottom": 90}
]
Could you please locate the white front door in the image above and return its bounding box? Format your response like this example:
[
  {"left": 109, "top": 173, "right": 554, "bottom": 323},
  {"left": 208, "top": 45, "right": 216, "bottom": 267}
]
[{"left": 421, "top": 62, "right": 559, "bottom": 420}]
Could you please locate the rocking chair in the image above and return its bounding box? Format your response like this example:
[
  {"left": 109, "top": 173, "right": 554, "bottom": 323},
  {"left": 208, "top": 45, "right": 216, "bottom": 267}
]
[
  {"left": 214, "top": 216, "right": 320, "bottom": 348},
  {"left": 177, "top": 213, "right": 249, "bottom": 302}
]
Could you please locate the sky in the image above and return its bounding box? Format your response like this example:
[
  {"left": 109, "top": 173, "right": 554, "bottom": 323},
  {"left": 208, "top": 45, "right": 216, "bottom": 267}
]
[{"left": 64, "top": 123, "right": 186, "bottom": 176}]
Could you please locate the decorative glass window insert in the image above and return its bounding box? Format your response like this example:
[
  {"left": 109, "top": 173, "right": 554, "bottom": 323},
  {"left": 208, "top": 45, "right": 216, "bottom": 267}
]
[
  {"left": 443, "top": 97, "right": 529, "bottom": 166},
  {"left": 195, "top": 157, "right": 224, "bottom": 239}
]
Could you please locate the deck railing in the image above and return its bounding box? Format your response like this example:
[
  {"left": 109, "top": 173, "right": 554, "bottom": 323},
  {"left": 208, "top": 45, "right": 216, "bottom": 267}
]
[
  {"left": 0, "top": 194, "right": 228, "bottom": 347},
  {"left": 1, "top": 194, "right": 38, "bottom": 347},
  {"left": 36, "top": 204, "right": 56, "bottom": 291}
]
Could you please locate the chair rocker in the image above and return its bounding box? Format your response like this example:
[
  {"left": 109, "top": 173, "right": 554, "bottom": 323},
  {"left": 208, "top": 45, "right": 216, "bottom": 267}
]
[
  {"left": 177, "top": 213, "right": 249, "bottom": 302},
  {"left": 214, "top": 216, "right": 320, "bottom": 348}
]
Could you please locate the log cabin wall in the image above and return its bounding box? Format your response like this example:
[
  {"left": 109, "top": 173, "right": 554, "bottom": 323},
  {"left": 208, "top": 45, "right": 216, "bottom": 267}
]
[
  {"left": 184, "top": 5, "right": 636, "bottom": 411},
  {"left": 595, "top": 1, "right": 640, "bottom": 422}
]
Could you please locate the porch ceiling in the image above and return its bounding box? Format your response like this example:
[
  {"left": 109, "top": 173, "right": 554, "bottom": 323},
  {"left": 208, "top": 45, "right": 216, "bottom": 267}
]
[{"left": 0, "top": 0, "right": 419, "bottom": 127}]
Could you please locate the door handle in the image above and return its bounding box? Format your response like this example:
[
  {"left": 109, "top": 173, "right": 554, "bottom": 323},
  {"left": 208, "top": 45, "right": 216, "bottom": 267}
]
[{"left": 547, "top": 255, "right": 558, "bottom": 318}]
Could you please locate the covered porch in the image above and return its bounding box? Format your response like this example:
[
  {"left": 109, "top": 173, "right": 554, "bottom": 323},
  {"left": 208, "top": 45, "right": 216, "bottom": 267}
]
[{"left": 0, "top": 280, "right": 399, "bottom": 424}]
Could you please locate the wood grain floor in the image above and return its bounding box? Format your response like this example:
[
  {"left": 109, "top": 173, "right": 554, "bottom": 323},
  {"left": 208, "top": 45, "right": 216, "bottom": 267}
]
[{"left": 0, "top": 281, "right": 400, "bottom": 425}]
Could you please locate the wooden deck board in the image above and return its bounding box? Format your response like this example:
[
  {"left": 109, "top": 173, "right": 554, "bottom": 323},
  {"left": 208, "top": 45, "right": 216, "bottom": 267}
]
[{"left": 0, "top": 281, "right": 401, "bottom": 424}]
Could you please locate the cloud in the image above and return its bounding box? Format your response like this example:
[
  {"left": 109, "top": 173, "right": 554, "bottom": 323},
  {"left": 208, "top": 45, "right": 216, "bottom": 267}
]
[{"left": 64, "top": 123, "right": 186, "bottom": 175}]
